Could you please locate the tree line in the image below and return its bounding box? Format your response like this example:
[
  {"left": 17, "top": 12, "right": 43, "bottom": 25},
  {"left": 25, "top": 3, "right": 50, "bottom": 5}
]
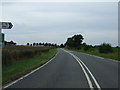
[
  {"left": 4, "top": 40, "right": 16, "bottom": 46},
  {"left": 61, "top": 34, "right": 116, "bottom": 54},
  {"left": 27, "top": 42, "right": 58, "bottom": 47},
  {"left": 4, "top": 34, "right": 117, "bottom": 54}
]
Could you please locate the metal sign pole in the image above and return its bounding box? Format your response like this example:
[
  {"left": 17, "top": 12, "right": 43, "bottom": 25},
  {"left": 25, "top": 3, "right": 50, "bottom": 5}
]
[
  {"left": 0, "top": 22, "right": 3, "bottom": 48},
  {"left": 0, "top": 22, "right": 13, "bottom": 89},
  {"left": 0, "top": 21, "right": 1, "bottom": 49},
  {"left": 0, "top": 29, "right": 1, "bottom": 48},
  {"left": 0, "top": 28, "right": 2, "bottom": 90}
]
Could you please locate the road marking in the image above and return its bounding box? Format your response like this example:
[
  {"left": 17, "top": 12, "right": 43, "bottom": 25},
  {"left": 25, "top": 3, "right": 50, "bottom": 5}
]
[
  {"left": 3, "top": 50, "right": 59, "bottom": 89},
  {"left": 72, "top": 54, "right": 94, "bottom": 89},
  {"left": 75, "top": 56, "right": 101, "bottom": 89},
  {"left": 62, "top": 49, "right": 101, "bottom": 90},
  {"left": 79, "top": 52, "right": 119, "bottom": 63}
]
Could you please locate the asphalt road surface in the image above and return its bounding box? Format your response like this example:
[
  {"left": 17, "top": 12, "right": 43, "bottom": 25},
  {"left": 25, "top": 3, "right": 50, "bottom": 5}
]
[{"left": 4, "top": 48, "right": 119, "bottom": 89}]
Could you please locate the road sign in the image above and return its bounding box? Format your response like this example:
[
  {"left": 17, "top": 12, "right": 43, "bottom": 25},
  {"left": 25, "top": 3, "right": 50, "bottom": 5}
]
[
  {"left": 0, "top": 22, "right": 13, "bottom": 29},
  {"left": 0, "top": 22, "right": 13, "bottom": 48}
]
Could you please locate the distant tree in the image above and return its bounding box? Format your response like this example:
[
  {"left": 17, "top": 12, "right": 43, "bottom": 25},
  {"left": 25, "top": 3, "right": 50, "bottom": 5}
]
[
  {"left": 99, "top": 43, "right": 113, "bottom": 53},
  {"left": 51, "top": 43, "right": 54, "bottom": 46},
  {"left": 54, "top": 44, "right": 57, "bottom": 47},
  {"left": 10, "top": 41, "right": 16, "bottom": 45},
  {"left": 81, "top": 43, "right": 87, "bottom": 49},
  {"left": 27, "top": 43, "right": 29, "bottom": 46},
  {"left": 30, "top": 44, "right": 32, "bottom": 46},
  {"left": 82, "top": 43, "right": 87, "bottom": 46},
  {"left": 48, "top": 43, "right": 51, "bottom": 46},
  {"left": 42, "top": 43, "right": 45, "bottom": 46},
  {"left": 45, "top": 43, "right": 48, "bottom": 46},
  {"left": 65, "top": 38, "right": 73, "bottom": 47},
  {"left": 4, "top": 40, "right": 16, "bottom": 46},
  {"left": 33, "top": 43, "right": 35, "bottom": 46},
  {"left": 36, "top": 43, "right": 39, "bottom": 46},
  {"left": 65, "top": 34, "right": 84, "bottom": 49},
  {"left": 83, "top": 45, "right": 92, "bottom": 51},
  {"left": 89, "top": 45, "right": 93, "bottom": 48},
  {"left": 60, "top": 44, "right": 64, "bottom": 48},
  {"left": 39, "top": 43, "right": 42, "bottom": 46}
]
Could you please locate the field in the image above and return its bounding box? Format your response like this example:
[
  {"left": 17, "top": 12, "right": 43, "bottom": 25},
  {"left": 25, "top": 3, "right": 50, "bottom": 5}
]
[
  {"left": 67, "top": 47, "right": 119, "bottom": 60},
  {"left": 2, "top": 46, "right": 53, "bottom": 66},
  {"left": 2, "top": 46, "right": 57, "bottom": 85}
]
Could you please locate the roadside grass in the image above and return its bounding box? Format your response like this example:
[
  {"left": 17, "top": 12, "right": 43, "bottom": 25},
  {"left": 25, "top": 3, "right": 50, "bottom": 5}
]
[
  {"left": 66, "top": 48, "right": 119, "bottom": 60},
  {"left": 2, "top": 48, "right": 57, "bottom": 85}
]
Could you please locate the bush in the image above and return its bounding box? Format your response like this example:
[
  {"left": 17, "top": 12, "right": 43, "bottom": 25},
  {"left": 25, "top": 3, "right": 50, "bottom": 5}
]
[
  {"left": 99, "top": 43, "right": 113, "bottom": 53},
  {"left": 83, "top": 45, "right": 92, "bottom": 51}
]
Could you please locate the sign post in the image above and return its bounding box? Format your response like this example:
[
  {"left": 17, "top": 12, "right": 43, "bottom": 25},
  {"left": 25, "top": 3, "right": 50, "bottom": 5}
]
[
  {"left": 0, "top": 22, "right": 13, "bottom": 89},
  {"left": 0, "top": 22, "right": 13, "bottom": 48}
]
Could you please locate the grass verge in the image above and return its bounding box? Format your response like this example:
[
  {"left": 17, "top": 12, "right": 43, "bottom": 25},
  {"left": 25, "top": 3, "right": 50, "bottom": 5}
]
[
  {"left": 3, "top": 48, "right": 57, "bottom": 85},
  {"left": 66, "top": 48, "right": 119, "bottom": 60}
]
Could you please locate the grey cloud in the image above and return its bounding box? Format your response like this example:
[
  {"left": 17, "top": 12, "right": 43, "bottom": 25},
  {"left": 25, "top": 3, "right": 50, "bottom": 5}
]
[{"left": 2, "top": 2, "right": 118, "bottom": 46}]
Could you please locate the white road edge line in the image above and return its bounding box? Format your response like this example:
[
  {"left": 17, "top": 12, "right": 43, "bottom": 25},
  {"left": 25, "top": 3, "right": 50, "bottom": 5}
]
[
  {"left": 80, "top": 52, "right": 119, "bottom": 63},
  {"left": 3, "top": 50, "right": 59, "bottom": 89},
  {"left": 62, "top": 49, "right": 101, "bottom": 90}
]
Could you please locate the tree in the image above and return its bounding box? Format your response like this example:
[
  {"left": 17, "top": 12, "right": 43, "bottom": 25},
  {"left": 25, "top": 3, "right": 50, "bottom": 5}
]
[
  {"left": 65, "top": 38, "right": 74, "bottom": 47},
  {"left": 65, "top": 34, "right": 84, "bottom": 49},
  {"left": 27, "top": 43, "right": 29, "bottom": 46},
  {"left": 39, "top": 43, "right": 42, "bottom": 46},
  {"left": 42, "top": 43, "right": 44, "bottom": 46},
  {"left": 10, "top": 40, "right": 16, "bottom": 45},
  {"left": 54, "top": 44, "right": 57, "bottom": 47},
  {"left": 45, "top": 43, "right": 48, "bottom": 46},
  {"left": 51, "top": 43, "right": 54, "bottom": 46},
  {"left": 4, "top": 40, "right": 16, "bottom": 46},
  {"left": 60, "top": 44, "right": 64, "bottom": 48},
  {"left": 99, "top": 43, "right": 113, "bottom": 53},
  {"left": 83, "top": 45, "right": 92, "bottom": 51},
  {"left": 33, "top": 43, "right": 35, "bottom": 46},
  {"left": 48, "top": 43, "right": 51, "bottom": 46},
  {"left": 36, "top": 43, "right": 39, "bottom": 46},
  {"left": 82, "top": 43, "right": 87, "bottom": 47}
]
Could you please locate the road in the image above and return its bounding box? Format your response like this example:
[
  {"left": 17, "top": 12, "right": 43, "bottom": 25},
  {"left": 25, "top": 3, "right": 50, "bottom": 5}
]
[{"left": 4, "top": 48, "right": 119, "bottom": 89}]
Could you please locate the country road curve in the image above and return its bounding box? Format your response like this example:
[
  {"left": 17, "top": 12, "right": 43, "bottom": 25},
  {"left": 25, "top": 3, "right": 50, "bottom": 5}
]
[{"left": 3, "top": 48, "right": 119, "bottom": 89}]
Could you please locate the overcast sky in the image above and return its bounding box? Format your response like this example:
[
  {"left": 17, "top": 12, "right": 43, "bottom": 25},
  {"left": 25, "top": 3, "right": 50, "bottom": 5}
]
[{"left": 1, "top": 1, "right": 118, "bottom": 46}]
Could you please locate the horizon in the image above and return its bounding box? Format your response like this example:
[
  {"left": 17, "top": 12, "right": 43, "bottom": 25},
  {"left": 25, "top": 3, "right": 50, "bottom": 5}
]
[{"left": 1, "top": 2, "right": 118, "bottom": 47}]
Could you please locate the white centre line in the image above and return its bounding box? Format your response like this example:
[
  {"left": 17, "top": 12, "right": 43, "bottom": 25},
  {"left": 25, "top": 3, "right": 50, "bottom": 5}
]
[{"left": 62, "top": 49, "right": 101, "bottom": 90}]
